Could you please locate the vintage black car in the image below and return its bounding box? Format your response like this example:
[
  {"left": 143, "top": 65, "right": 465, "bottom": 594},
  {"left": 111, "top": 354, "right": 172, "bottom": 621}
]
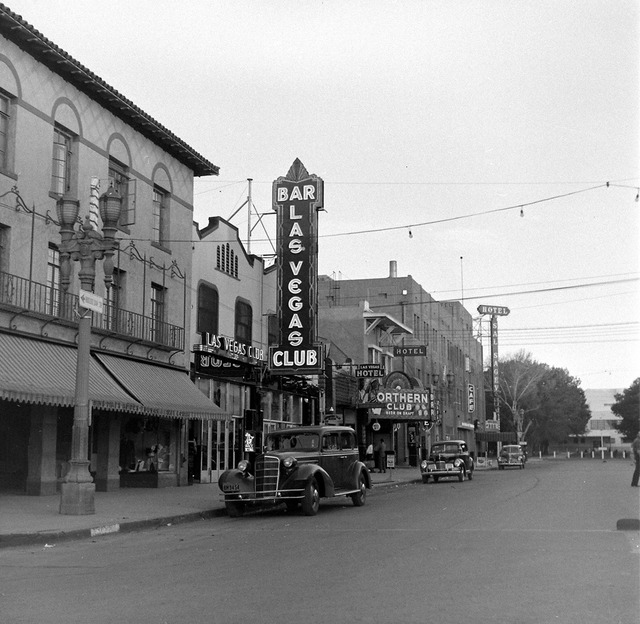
[
  {"left": 420, "top": 440, "right": 475, "bottom": 483},
  {"left": 498, "top": 444, "right": 526, "bottom": 469},
  {"left": 218, "top": 426, "right": 371, "bottom": 517}
]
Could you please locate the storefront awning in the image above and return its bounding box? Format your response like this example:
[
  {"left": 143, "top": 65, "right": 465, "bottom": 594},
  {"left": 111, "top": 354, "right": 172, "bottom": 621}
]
[
  {"left": 0, "top": 334, "right": 143, "bottom": 412},
  {"left": 475, "top": 431, "right": 517, "bottom": 442},
  {"left": 95, "top": 353, "right": 228, "bottom": 420}
]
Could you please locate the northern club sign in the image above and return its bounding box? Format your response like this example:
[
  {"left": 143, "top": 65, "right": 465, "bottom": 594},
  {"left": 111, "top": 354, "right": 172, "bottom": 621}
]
[{"left": 269, "top": 159, "right": 324, "bottom": 374}]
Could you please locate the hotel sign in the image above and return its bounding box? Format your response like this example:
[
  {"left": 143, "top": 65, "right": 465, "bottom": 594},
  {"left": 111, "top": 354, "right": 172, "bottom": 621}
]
[
  {"left": 269, "top": 159, "right": 324, "bottom": 374},
  {"left": 477, "top": 304, "right": 510, "bottom": 316},
  {"left": 355, "top": 364, "right": 385, "bottom": 378},
  {"left": 393, "top": 345, "right": 427, "bottom": 357}
]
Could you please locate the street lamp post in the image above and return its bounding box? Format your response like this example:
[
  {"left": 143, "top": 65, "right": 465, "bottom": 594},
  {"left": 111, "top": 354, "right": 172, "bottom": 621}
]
[{"left": 57, "top": 187, "right": 122, "bottom": 515}]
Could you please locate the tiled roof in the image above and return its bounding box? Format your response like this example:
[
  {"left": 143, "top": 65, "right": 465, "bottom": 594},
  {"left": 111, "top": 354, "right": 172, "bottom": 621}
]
[{"left": 0, "top": 3, "right": 219, "bottom": 177}]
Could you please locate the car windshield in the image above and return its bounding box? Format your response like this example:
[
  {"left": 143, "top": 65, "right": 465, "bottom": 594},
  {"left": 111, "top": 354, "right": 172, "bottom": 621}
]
[
  {"left": 503, "top": 446, "right": 520, "bottom": 453},
  {"left": 266, "top": 432, "right": 319, "bottom": 451},
  {"left": 431, "top": 443, "right": 461, "bottom": 454}
]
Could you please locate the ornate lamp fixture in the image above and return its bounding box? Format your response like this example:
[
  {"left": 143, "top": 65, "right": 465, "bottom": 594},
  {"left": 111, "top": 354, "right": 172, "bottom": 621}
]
[{"left": 57, "top": 187, "right": 122, "bottom": 516}]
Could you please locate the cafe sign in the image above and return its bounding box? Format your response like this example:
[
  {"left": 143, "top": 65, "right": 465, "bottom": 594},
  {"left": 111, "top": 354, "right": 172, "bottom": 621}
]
[{"left": 269, "top": 159, "right": 324, "bottom": 374}]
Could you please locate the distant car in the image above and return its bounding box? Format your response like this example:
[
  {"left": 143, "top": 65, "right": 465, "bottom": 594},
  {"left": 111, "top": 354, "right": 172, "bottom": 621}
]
[
  {"left": 218, "top": 426, "right": 371, "bottom": 517},
  {"left": 498, "top": 444, "right": 525, "bottom": 469},
  {"left": 420, "top": 440, "right": 474, "bottom": 483}
]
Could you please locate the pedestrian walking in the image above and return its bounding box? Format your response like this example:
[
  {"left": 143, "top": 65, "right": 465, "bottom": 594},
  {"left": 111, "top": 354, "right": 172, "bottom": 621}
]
[
  {"left": 631, "top": 432, "right": 640, "bottom": 487},
  {"left": 376, "top": 438, "right": 387, "bottom": 473},
  {"left": 365, "top": 443, "right": 374, "bottom": 470}
]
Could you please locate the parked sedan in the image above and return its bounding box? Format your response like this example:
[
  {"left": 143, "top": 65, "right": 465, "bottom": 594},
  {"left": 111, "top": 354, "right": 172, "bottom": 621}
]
[
  {"left": 498, "top": 444, "right": 526, "bottom": 469},
  {"left": 218, "top": 426, "right": 371, "bottom": 517},
  {"left": 420, "top": 440, "right": 474, "bottom": 483}
]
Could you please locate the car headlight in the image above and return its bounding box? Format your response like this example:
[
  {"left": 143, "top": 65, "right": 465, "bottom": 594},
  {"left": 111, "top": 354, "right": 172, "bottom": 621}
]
[
  {"left": 238, "top": 459, "right": 249, "bottom": 472},
  {"left": 282, "top": 456, "right": 297, "bottom": 469},
  {"left": 454, "top": 458, "right": 463, "bottom": 467},
  {"left": 420, "top": 460, "right": 428, "bottom": 469}
]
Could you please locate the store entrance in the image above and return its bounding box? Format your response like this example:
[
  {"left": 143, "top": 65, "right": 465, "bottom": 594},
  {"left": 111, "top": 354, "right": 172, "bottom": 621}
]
[{"left": 191, "top": 418, "right": 240, "bottom": 484}]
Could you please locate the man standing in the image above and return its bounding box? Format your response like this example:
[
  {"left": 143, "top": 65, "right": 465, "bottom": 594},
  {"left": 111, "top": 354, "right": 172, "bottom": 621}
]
[
  {"left": 376, "top": 438, "right": 387, "bottom": 474},
  {"left": 631, "top": 432, "right": 640, "bottom": 487}
]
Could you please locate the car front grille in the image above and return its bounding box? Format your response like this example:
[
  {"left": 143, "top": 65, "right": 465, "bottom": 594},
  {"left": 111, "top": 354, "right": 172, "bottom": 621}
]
[{"left": 255, "top": 455, "right": 280, "bottom": 500}]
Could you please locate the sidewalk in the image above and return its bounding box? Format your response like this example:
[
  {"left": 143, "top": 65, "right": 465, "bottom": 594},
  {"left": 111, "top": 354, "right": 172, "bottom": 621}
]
[{"left": 0, "top": 467, "right": 420, "bottom": 549}]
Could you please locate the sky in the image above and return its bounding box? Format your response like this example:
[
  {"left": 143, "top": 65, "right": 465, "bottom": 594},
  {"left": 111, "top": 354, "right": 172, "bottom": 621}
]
[{"left": 6, "top": 0, "right": 639, "bottom": 390}]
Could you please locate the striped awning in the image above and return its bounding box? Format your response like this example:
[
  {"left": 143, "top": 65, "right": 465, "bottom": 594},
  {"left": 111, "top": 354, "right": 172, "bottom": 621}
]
[
  {"left": 0, "top": 333, "right": 143, "bottom": 412},
  {"left": 95, "top": 353, "right": 228, "bottom": 421}
]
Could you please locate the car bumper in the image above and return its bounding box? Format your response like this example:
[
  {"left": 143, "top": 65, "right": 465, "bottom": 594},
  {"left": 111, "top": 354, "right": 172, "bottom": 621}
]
[
  {"left": 221, "top": 485, "right": 304, "bottom": 504},
  {"left": 421, "top": 462, "right": 463, "bottom": 477}
]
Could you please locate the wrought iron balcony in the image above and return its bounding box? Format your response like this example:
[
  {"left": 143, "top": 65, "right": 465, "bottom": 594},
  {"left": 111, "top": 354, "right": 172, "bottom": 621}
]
[{"left": 0, "top": 270, "right": 184, "bottom": 351}]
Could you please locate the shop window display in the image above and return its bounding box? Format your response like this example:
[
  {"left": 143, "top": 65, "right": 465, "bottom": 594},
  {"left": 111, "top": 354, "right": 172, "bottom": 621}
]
[{"left": 120, "top": 417, "right": 176, "bottom": 473}]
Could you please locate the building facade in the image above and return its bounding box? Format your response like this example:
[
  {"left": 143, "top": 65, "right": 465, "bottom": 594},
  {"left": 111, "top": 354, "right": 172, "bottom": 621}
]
[
  {"left": 190, "top": 216, "right": 320, "bottom": 484},
  {"left": 318, "top": 262, "right": 485, "bottom": 466},
  {"left": 0, "top": 5, "right": 223, "bottom": 495}
]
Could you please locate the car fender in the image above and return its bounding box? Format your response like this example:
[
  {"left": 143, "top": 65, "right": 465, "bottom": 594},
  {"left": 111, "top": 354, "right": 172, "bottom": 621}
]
[
  {"left": 218, "top": 469, "right": 254, "bottom": 494},
  {"left": 282, "top": 463, "right": 336, "bottom": 497},
  {"left": 348, "top": 461, "right": 372, "bottom": 489}
]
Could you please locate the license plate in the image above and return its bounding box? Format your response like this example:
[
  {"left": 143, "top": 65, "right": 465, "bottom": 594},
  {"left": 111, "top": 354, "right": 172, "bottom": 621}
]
[{"left": 223, "top": 483, "right": 240, "bottom": 492}]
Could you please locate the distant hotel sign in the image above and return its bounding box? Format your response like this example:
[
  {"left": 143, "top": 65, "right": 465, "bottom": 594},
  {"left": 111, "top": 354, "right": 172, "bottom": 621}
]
[
  {"left": 477, "top": 305, "right": 510, "bottom": 316},
  {"left": 269, "top": 159, "right": 324, "bottom": 374},
  {"left": 393, "top": 345, "right": 427, "bottom": 357},
  {"left": 355, "top": 364, "right": 385, "bottom": 378}
]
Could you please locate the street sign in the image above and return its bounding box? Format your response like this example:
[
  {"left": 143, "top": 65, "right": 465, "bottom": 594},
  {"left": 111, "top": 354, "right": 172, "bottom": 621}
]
[
  {"left": 477, "top": 304, "right": 510, "bottom": 316},
  {"left": 78, "top": 289, "right": 103, "bottom": 313}
]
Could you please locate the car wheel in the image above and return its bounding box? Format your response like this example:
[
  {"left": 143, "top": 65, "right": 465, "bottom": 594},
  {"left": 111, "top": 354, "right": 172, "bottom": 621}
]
[
  {"left": 467, "top": 469, "right": 473, "bottom": 481},
  {"left": 302, "top": 478, "right": 320, "bottom": 516},
  {"left": 433, "top": 476, "right": 439, "bottom": 483},
  {"left": 226, "top": 501, "right": 244, "bottom": 518},
  {"left": 458, "top": 468, "right": 466, "bottom": 482},
  {"left": 421, "top": 475, "right": 429, "bottom": 484},
  {"left": 351, "top": 472, "right": 367, "bottom": 507},
  {"left": 499, "top": 465, "right": 504, "bottom": 470}
]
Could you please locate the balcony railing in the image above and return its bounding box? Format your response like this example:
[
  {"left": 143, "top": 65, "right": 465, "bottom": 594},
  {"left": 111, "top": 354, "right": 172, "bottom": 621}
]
[{"left": 0, "top": 270, "right": 184, "bottom": 351}]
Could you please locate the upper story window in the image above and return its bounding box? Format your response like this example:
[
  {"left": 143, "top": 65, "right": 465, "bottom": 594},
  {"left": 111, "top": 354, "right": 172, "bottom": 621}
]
[
  {"left": 216, "top": 243, "right": 238, "bottom": 278},
  {"left": 0, "top": 224, "right": 9, "bottom": 273},
  {"left": 0, "top": 93, "right": 10, "bottom": 171},
  {"left": 152, "top": 186, "right": 168, "bottom": 245},
  {"left": 197, "top": 283, "right": 219, "bottom": 336},
  {"left": 235, "top": 299, "right": 252, "bottom": 344},
  {"left": 150, "top": 283, "right": 166, "bottom": 342},
  {"left": 46, "top": 244, "right": 60, "bottom": 316},
  {"left": 108, "top": 158, "right": 133, "bottom": 227},
  {"left": 51, "top": 126, "right": 74, "bottom": 196}
]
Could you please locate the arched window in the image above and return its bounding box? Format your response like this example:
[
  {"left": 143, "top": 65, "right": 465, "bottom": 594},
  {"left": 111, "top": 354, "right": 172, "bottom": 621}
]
[
  {"left": 235, "top": 299, "right": 252, "bottom": 344},
  {"left": 198, "top": 283, "right": 219, "bottom": 336}
]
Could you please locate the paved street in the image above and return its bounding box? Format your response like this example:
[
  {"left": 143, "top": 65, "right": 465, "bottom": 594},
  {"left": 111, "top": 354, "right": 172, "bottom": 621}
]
[{"left": 1, "top": 460, "right": 638, "bottom": 624}]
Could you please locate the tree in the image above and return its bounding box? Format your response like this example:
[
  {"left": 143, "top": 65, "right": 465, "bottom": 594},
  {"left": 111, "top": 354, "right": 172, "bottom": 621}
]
[
  {"left": 531, "top": 367, "right": 590, "bottom": 454},
  {"left": 612, "top": 378, "right": 640, "bottom": 441},
  {"left": 485, "top": 350, "right": 591, "bottom": 454},
  {"left": 490, "top": 350, "right": 547, "bottom": 441}
]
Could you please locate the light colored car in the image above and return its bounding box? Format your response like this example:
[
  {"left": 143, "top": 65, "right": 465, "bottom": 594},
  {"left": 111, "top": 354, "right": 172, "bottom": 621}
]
[
  {"left": 420, "top": 440, "right": 474, "bottom": 483},
  {"left": 498, "top": 444, "right": 526, "bottom": 469},
  {"left": 218, "top": 426, "right": 371, "bottom": 517}
]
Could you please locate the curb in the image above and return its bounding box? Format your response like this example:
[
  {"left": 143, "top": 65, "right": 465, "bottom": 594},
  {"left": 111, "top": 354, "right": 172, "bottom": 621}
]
[
  {"left": 0, "top": 508, "right": 227, "bottom": 550},
  {"left": 0, "top": 478, "right": 415, "bottom": 549},
  {"left": 616, "top": 518, "right": 640, "bottom": 531}
]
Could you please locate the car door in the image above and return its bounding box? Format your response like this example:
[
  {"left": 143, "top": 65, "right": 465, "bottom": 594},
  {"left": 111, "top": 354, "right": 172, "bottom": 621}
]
[{"left": 320, "top": 431, "right": 342, "bottom": 489}]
